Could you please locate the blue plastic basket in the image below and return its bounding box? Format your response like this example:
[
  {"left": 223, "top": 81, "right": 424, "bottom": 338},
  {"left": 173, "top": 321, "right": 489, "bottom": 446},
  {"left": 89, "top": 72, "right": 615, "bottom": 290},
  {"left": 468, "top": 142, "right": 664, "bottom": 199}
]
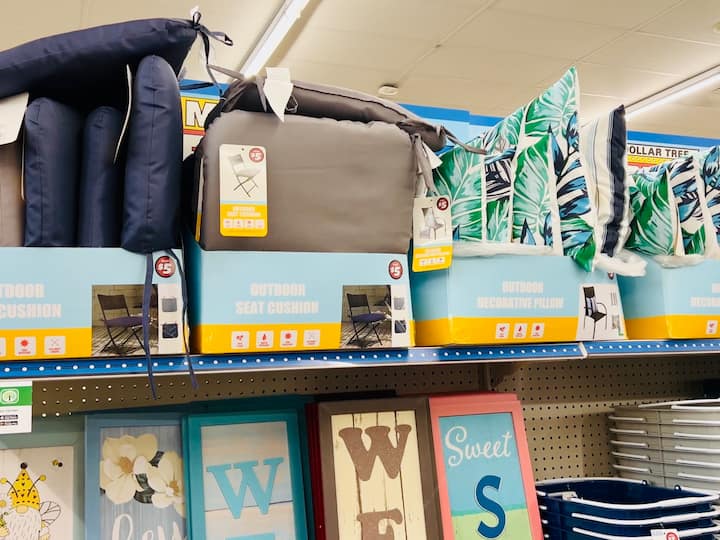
[
  {"left": 541, "top": 508, "right": 718, "bottom": 536},
  {"left": 536, "top": 478, "right": 718, "bottom": 520},
  {"left": 542, "top": 522, "right": 720, "bottom": 540}
]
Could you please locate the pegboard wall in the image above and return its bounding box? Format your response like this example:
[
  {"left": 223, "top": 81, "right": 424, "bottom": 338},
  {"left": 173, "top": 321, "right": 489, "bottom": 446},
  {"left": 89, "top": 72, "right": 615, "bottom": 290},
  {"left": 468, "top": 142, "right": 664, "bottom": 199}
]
[
  {"left": 489, "top": 355, "right": 720, "bottom": 480},
  {"left": 34, "top": 363, "right": 486, "bottom": 417}
]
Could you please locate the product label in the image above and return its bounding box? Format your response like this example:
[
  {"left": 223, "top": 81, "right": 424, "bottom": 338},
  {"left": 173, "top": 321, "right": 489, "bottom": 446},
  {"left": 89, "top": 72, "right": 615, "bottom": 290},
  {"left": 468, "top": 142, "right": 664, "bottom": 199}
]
[
  {"left": 627, "top": 143, "right": 697, "bottom": 168},
  {"left": 219, "top": 144, "right": 268, "bottom": 237},
  {"left": 651, "top": 529, "right": 679, "bottom": 540},
  {"left": 412, "top": 196, "right": 453, "bottom": 272},
  {"left": 0, "top": 380, "right": 32, "bottom": 434}
]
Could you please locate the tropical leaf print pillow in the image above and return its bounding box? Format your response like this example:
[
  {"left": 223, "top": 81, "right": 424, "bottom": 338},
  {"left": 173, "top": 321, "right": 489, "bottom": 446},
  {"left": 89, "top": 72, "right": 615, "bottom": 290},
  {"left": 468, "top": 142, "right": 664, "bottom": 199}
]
[
  {"left": 698, "top": 145, "right": 720, "bottom": 254},
  {"left": 484, "top": 148, "right": 515, "bottom": 243},
  {"left": 477, "top": 67, "right": 597, "bottom": 269},
  {"left": 512, "top": 134, "right": 562, "bottom": 253},
  {"left": 662, "top": 155, "right": 711, "bottom": 256},
  {"left": 433, "top": 145, "right": 485, "bottom": 242},
  {"left": 625, "top": 166, "right": 677, "bottom": 257}
]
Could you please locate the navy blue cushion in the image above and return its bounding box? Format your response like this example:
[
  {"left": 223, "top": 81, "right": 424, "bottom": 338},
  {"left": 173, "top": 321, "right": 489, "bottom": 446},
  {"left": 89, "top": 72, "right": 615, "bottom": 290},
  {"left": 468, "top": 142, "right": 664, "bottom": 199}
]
[
  {"left": 77, "top": 106, "right": 124, "bottom": 247},
  {"left": 122, "top": 55, "right": 182, "bottom": 253},
  {"left": 24, "top": 98, "right": 84, "bottom": 246},
  {"left": 0, "top": 19, "right": 197, "bottom": 108}
]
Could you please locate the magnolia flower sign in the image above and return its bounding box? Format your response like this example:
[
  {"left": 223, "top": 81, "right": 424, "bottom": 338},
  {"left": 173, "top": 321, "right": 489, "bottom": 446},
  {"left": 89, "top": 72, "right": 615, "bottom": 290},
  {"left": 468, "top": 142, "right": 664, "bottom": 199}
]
[{"left": 86, "top": 415, "right": 186, "bottom": 540}]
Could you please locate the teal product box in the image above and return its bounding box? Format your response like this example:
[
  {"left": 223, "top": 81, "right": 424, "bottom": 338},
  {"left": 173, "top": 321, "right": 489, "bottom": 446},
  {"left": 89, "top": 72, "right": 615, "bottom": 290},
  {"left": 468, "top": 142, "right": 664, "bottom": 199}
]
[
  {"left": 186, "top": 238, "right": 413, "bottom": 353},
  {"left": 0, "top": 248, "right": 186, "bottom": 360},
  {"left": 412, "top": 255, "right": 626, "bottom": 345},
  {"left": 619, "top": 259, "right": 720, "bottom": 339}
]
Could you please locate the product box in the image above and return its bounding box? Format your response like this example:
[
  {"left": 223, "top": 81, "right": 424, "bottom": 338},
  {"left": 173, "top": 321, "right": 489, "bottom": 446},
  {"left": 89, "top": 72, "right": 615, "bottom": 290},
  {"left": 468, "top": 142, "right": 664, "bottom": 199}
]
[
  {"left": 619, "top": 259, "right": 720, "bottom": 339},
  {"left": 187, "top": 238, "right": 413, "bottom": 353},
  {"left": 0, "top": 248, "right": 186, "bottom": 360},
  {"left": 412, "top": 255, "right": 626, "bottom": 345}
]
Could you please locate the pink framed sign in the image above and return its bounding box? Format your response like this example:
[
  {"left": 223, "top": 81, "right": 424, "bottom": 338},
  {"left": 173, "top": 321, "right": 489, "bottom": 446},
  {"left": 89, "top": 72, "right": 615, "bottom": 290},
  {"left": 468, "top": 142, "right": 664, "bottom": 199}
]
[{"left": 429, "top": 393, "right": 543, "bottom": 540}]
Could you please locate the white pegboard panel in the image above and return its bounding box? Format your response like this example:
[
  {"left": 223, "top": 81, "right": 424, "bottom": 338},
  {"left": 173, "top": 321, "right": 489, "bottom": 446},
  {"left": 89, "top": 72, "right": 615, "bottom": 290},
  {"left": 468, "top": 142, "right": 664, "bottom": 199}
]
[
  {"left": 34, "top": 363, "right": 486, "bottom": 417},
  {"left": 489, "top": 356, "right": 720, "bottom": 481}
]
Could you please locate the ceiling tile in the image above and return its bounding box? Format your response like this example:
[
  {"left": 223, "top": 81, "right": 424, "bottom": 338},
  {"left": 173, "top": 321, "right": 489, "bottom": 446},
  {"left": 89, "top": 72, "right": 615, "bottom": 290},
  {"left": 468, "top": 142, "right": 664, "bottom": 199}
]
[
  {"left": 640, "top": 0, "right": 720, "bottom": 45},
  {"left": 627, "top": 103, "right": 720, "bottom": 139},
  {"left": 586, "top": 33, "right": 720, "bottom": 75},
  {"left": 275, "top": 59, "right": 396, "bottom": 95},
  {"left": 0, "top": 1, "right": 84, "bottom": 49},
  {"left": 304, "top": 0, "right": 480, "bottom": 41},
  {"left": 412, "top": 45, "right": 570, "bottom": 86},
  {"left": 447, "top": 8, "right": 623, "bottom": 59},
  {"left": 576, "top": 63, "right": 679, "bottom": 99},
  {"left": 578, "top": 94, "right": 625, "bottom": 125},
  {"left": 283, "top": 26, "right": 430, "bottom": 71},
  {"left": 494, "top": 0, "right": 683, "bottom": 29},
  {"left": 82, "top": 0, "right": 281, "bottom": 75}
]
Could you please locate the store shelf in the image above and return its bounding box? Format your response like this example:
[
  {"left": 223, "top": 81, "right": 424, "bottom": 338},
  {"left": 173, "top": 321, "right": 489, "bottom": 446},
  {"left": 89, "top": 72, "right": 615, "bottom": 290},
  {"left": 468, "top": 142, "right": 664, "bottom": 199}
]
[
  {"left": 583, "top": 339, "right": 720, "bottom": 357},
  {"left": 0, "top": 343, "right": 584, "bottom": 380},
  {"left": 6, "top": 340, "right": 720, "bottom": 381}
]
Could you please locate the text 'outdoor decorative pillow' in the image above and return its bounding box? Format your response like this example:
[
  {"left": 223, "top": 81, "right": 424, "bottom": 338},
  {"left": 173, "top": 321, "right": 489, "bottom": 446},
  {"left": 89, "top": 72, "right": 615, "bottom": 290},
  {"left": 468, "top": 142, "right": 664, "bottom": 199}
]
[
  {"left": 78, "top": 106, "right": 124, "bottom": 247},
  {"left": 580, "top": 105, "right": 629, "bottom": 258},
  {"left": 0, "top": 18, "right": 199, "bottom": 107},
  {"left": 0, "top": 141, "right": 23, "bottom": 246},
  {"left": 23, "top": 98, "right": 84, "bottom": 247},
  {"left": 122, "top": 55, "right": 182, "bottom": 254}
]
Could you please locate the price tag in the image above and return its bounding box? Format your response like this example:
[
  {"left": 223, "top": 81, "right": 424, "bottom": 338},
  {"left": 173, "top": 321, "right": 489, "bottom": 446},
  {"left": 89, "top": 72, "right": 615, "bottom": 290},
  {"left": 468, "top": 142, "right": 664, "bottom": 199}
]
[
  {"left": 651, "top": 529, "right": 679, "bottom": 540},
  {"left": 412, "top": 196, "right": 452, "bottom": 272},
  {"left": 0, "top": 380, "right": 32, "bottom": 434},
  {"left": 219, "top": 144, "right": 268, "bottom": 237}
]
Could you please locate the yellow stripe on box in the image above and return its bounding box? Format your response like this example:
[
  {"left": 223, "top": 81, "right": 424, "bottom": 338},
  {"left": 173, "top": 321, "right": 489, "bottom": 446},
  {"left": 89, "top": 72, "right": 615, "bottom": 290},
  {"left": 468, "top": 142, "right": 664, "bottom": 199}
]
[
  {"left": 193, "top": 322, "right": 415, "bottom": 354},
  {"left": 626, "top": 315, "right": 720, "bottom": 340},
  {"left": 0, "top": 328, "right": 91, "bottom": 361},
  {"left": 415, "top": 317, "right": 579, "bottom": 345},
  {"left": 220, "top": 203, "right": 268, "bottom": 237}
]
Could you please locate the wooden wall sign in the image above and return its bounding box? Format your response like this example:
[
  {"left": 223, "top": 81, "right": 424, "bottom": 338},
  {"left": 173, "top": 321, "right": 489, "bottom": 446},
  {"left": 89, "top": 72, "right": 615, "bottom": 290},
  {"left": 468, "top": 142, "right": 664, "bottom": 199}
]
[
  {"left": 428, "top": 393, "right": 542, "bottom": 540},
  {"left": 316, "top": 397, "right": 440, "bottom": 540},
  {"left": 85, "top": 413, "right": 186, "bottom": 540},
  {"left": 186, "top": 410, "right": 308, "bottom": 540}
]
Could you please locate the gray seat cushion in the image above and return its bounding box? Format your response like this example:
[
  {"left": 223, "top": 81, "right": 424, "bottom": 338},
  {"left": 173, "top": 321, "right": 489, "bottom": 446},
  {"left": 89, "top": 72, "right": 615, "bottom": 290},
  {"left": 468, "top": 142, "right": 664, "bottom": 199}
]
[{"left": 194, "top": 110, "right": 416, "bottom": 253}]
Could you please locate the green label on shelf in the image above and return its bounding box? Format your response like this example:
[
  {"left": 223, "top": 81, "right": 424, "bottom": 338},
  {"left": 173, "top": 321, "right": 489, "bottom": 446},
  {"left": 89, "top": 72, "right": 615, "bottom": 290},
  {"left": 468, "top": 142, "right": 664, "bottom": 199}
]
[{"left": 0, "top": 380, "right": 32, "bottom": 434}]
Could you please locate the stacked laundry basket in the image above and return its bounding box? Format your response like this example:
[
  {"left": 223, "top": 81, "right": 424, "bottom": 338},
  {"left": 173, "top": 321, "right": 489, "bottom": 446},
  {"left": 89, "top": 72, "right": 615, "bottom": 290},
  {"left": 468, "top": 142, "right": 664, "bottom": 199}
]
[{"left": 537, "top": 478, "right": 720, "bottom": 539}]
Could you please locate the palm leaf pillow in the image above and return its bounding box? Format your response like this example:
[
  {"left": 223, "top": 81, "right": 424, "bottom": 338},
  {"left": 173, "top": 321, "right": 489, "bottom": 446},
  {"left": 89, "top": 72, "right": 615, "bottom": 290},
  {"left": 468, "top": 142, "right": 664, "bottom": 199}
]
[
  {"left": 512, "top": 133, "right": 562, "bottom": 253},
  {"left": 625, "top": 165, "right": 678, "bottom": 257},
  {"left": 433, "top": 144, "right": 485, "bottom": 243},
  {"left": 663, "top": 155, "right": 713, "bottom": 257},
  {"left": 478, "top": 67, "right": 597, "bottom": 270},
  {"left": 698, "top": 146, "right": 720, "bottom": 255}
]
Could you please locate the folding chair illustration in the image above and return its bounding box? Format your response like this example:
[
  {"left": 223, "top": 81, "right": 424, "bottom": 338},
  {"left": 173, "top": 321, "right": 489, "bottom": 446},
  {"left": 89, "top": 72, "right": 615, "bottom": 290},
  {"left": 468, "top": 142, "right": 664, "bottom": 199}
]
[
  {"left": 346, "top": 293, "right": 387, "bottom": 346},
  {"left": 582, "top": 286, "right": 608, "bottom": 339},
  {"left": 96, "top": 294, "right": 145, "bottom": 355},
  {"left": 228, "top": 153, "right": 261, "bottom": 197},
  {"left": 420, "top": 206, "right": 446, "bottom": 240}
]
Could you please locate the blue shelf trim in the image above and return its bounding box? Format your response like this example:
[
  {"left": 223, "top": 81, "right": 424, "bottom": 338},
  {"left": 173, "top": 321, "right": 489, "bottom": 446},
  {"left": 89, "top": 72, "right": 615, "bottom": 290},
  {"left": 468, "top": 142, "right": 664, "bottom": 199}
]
[
  {"left": 583, "top": 339, "right": 720, "bottom": 356},
  {"left": 0, "top": 344, "right": 584, "bottom": 380}
]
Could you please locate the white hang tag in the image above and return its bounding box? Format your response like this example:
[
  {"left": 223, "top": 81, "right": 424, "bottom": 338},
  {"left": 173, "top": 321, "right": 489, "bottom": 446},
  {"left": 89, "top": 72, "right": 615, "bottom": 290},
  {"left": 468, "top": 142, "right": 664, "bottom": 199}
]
[
  {"left": 264, "top": 67, "right": 294, "bottom": 122},
  {"left": 423, "top": 142, "right": 443, "bottom": 169},
  {"left": 0, "top": 92, "right": 29, "bottom": 145}
]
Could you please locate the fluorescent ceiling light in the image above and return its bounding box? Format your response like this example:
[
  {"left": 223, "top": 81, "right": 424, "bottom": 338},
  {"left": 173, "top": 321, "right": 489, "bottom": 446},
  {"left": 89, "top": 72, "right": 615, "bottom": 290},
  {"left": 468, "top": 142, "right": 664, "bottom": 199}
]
[
  {"left": 241, "top": 0, "right": 310, "bottom": 76},
  {"left": 626, "top": 66, "right": 720, "bottom": 119}
]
